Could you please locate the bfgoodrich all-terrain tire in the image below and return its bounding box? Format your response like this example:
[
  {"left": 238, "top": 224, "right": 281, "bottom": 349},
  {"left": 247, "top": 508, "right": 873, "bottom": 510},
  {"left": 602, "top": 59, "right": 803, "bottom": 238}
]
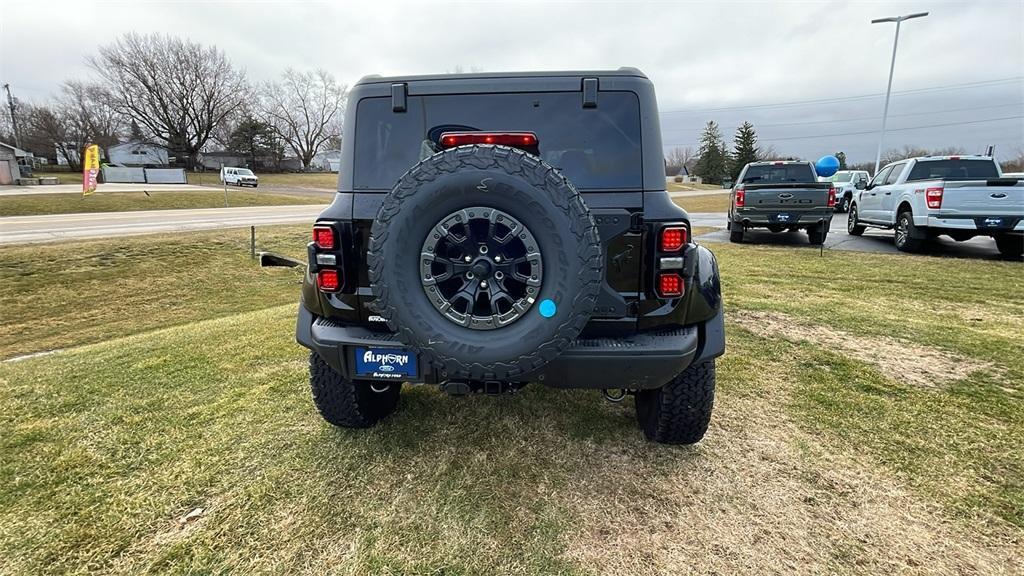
[
  {"left": 368, "top": 144, "right": 602, "bottom": 381},
  {"left": 309, "top": 352, "right": 400, "bottom": 428},
  {"left": 635, "top": 360, "right": 716, "bottom": 445}
]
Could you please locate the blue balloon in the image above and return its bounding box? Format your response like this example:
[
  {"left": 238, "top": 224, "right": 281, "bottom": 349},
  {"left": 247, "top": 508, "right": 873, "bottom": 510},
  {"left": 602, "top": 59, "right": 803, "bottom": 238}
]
[{"left": 816, "top": 155, "right": 840, "bottom": 178}]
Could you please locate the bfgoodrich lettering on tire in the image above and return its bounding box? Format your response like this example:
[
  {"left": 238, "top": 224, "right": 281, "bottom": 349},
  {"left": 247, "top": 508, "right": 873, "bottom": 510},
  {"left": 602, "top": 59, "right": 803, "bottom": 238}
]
[{"left": 368, "top": 144, "right": 603, "bottom": 380}]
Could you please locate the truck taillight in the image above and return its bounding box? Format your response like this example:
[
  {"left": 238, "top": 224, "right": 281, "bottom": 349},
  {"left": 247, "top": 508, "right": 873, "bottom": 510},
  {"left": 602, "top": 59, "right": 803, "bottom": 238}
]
[
  {"left": 313, "top": 225, "right": 336, "bottom": 250},
  {"left": 659, "top": 226, "right": 688, "bottom": 251},
  {"left": 317, "top": 269, "right": 340, "bottom": 292},
  {"left": 735, "top": 187, "right": 745, "bottom": 207},
  {"left": 657, "top": 273, "right": 684, "bottom": 298},
  {"left": 925, "top": 186, "right": 944, "bottom": 209},
  {"left": 827, "top": 186, "right": 837, "bottom": 208}
]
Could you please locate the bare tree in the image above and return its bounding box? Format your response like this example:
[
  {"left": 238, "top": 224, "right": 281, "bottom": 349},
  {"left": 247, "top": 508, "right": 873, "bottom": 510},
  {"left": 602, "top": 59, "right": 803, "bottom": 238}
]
[
  {"left": 664, "top": 146, "right": 695, "bottom": 175},
  {"left": 90, "top": 33, "right": 247, "bottom": 169},
  {"left": 260, "top": 69, "right": 346, "bottom": 169},
  {"left": 61, "top": 81, "right": 122, "bottom": 152}
]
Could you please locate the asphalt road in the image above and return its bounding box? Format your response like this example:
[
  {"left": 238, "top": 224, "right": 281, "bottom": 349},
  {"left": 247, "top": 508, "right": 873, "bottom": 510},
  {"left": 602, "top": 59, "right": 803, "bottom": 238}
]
[
  {"left": 690, "top": 212, "right": 1017, "bottom": 261},
  {"left": 0, "top": 204, "right": 328, "bottom": 245}
]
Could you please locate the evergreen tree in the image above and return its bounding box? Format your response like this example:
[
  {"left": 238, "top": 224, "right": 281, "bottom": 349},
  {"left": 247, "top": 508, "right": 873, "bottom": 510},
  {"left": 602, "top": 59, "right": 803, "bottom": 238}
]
[
  {"left": 228, "top": 115, "right": 278, "bottom": 168},
  {"left": 730, "top": 121, "right": 759, "bottom": 180},
  {"left": 693, "top": 121, "right": 728, "bottom": 185}
]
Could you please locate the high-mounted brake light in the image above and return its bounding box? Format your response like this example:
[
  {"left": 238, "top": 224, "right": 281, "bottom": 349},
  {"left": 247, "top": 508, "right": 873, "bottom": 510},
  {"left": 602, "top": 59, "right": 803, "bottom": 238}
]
[
  {"left": 925, "top": 186, "right": 944, "bottom": 209},
  {"left": 440, "top": 132, "right": 538, "bottom": 149},
  {"left": 317, "top": 269, "right": 340, "bottom": 292},
  {"left": 773, "top": 161, "right": 785, "bottom": 165},
  {"left": 657, "top": 273, "right": 684, "bottom": 298},
  {"left": 313, "top": 225, "right": 336, "bottom": 250},
  {"left": 827, "top": 186, "right": 837, "bottom": 208},
  {"left": 735, "top": 186, "right": 746, "bottom": 208},
  {"left": 660, "top": 226, "right": 688, "bottom": 251}
]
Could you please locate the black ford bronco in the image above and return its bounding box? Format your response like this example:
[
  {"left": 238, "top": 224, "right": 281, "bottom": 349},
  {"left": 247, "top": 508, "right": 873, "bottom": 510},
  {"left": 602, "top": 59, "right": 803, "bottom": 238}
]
[{"left": 295, "top": 69, "right": 725, "bottom": 444}]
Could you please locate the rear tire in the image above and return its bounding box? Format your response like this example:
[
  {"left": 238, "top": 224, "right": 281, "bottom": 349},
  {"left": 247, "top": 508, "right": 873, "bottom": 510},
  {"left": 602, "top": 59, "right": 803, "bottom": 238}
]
[
  {"left": 894, "top": 209, "right": 923, "bottom": 252},
  {"left": 729, "top": 225, "right": 744, "bottom": 243},
  {"left": 309, "top": 352, "right": 400, "bottom": 428},
  {"left": 994, "top": 234, "right": 1023, "bottom": 259},
  {"left": 847, "top": 204, "right": 865, "bottom": 236},
  {"left": 635, "top": 360, "right": 715, "bottom": 445},
  {"left": 836, "top": 195, "right": 851, "bottom": 213}
]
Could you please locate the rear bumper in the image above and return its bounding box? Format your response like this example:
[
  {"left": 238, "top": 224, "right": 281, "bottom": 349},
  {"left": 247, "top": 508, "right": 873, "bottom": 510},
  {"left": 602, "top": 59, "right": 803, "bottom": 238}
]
[
  {"left": 296, "top": 305, "right": 726, "bottom": 390},
  {"left": 733, "top": 208, "right": 833, "bottom": 228},
  {"left": 923, "top": 215, "right": 1024, "bottom": 232}
]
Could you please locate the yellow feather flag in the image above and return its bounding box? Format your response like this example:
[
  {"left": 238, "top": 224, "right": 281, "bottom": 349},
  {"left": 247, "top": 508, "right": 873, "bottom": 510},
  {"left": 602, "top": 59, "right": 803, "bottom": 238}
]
[{"left": 82, "top": 144, "right": 100, "bottom": 196}]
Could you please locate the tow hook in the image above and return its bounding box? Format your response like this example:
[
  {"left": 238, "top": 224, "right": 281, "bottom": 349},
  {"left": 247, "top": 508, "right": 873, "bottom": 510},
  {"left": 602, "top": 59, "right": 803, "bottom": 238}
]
[{"left": 602, "top": 389, "right": 628, "bottom": 403}]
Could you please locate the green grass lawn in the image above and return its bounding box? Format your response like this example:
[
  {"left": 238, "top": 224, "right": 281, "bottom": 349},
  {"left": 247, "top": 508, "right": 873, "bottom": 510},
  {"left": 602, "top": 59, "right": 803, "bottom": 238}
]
[
  {"left": 0, "top": 226, "right": 309, "bottom": 359},
  {"left": 1, "top": 238, "right": 1021, "bottom": 573},
  {"left": 673, "top": 193, "right": 730, "bottom": 213},
  {"left": 31, "top": 171, "right": 339, "bottom": 190},
  {"left": 0, "top": 191, "right": 325, "bottom": 217}
]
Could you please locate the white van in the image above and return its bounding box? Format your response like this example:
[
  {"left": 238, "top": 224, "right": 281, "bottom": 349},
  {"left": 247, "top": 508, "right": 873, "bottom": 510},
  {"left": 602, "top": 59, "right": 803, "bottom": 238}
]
[{"left": 220, "top": 167, "right": 259, "bottom": 187}]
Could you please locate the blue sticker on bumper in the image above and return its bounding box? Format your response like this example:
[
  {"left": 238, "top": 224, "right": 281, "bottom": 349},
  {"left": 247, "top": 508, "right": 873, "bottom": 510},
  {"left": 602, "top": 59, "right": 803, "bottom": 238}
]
[{"left": 354, "top": 347, "right": 417, "bottom": 380}]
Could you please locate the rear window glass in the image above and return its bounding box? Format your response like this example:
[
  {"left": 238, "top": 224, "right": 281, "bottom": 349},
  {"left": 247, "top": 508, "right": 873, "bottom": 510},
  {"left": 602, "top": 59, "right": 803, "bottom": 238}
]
[
  {"left": 830, "top": 172, "right": 853, "bottom": 182},
  {"left": 353, "top": 91, "right": 642, "bottom": 190},
  {"left": 906, "top": 159, "right": 1000, "bottom": 181},
  {"left": 741, "top": 164, "right": 814, "bottom": 184}
]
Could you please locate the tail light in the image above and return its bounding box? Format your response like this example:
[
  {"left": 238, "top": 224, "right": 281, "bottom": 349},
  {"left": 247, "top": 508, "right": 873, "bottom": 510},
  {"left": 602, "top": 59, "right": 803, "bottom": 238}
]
[
  {"left": 925, "top": 186, "right": 944, "bottom": 209},
  {"left": 827, "top": 186, "right": 837, "bottom": 208},
  {"left": 659, "top": 226, "right": 688, "bottom": 251},
  {"left": 439, "top": 132, "right": 538, "bottom": 149},
  {"left": 735, "top": 186, "right": 745, "bottom": 207},
  {"left": 657, "top": 273, "right": 684, "bottom": 298},
  {"left": 317, "top": 269, "right": 340, "bottom": 292},
  {"left": 313, "top": 225, "right": 336, "bottom": 250}
]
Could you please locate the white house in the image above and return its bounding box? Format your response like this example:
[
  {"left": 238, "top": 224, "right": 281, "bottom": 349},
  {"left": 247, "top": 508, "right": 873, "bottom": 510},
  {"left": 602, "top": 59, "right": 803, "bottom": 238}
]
[
  {"left": 0, "top": 141, "right": 31, "bottom": 184},
  {"left": 107, "top": 140, "right": 169, "bottom": 166},
  {"left": 312, "top": 149, "right": 341, "bottom": 172}
]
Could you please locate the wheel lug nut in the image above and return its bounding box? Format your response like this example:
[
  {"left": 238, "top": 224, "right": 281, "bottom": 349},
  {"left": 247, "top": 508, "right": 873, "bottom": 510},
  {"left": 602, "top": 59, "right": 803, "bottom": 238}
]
[
  {"left": 464, "top": 256, "right": 472, "bottom": 262},
  {"left": 481, "top": 281, "right": 488, "bottom": 288},
  {"left": 494, "top": 255, "right": 502, "bottom": 262}
]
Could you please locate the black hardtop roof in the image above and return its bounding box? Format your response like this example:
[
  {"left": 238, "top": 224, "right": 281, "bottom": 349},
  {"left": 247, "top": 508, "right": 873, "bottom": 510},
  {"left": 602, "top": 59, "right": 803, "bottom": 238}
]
[{"left": 355, "top": 67, "right": 648, "bottom": 86}]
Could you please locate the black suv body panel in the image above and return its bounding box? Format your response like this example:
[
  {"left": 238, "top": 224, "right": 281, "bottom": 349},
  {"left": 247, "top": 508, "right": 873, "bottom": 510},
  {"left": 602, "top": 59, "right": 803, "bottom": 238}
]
[{"left": 297, "top": 69, "right": 725, "bottom": 390}]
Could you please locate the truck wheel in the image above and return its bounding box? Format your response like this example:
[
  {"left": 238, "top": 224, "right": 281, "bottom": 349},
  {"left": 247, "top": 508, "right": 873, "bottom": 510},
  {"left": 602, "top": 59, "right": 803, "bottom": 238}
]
[
  {"left": 807, "top": 225, "right": 827, "bottom": 245},
  {"left": 368, "top": 144, "right": 602, "bottom": 381},
  {"left": 838, "top": 194, "right": 851, "bottom": 213},
  {"left": 894, "top": 209, "right": 923, "bottom": 252},
  {"left": 635, "top": 360, "right": 715, "bottom": 444},
  {"left": 994, "top": 234, "right": 1023, "bottom": 259},
  {"left": 847, "top": 205, "right": 865, "bottom": 236},
  {"left": 309, "top": 352, "right": 400, "bottom": 428},
  {"left": 728, "top": 226, "right": 744, "bottom": 243}
]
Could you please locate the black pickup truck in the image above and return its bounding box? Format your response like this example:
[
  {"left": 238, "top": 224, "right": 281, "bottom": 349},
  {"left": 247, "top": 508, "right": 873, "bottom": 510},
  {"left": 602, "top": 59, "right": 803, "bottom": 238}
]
[{"left": 727, "top": 161, "right": 837, "bottom": 244}]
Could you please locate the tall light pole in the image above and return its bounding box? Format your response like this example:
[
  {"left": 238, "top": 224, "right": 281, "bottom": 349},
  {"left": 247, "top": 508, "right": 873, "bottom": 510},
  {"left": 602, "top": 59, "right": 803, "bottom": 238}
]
[
  {"left": 3, "top": 83, "right": 22, "bottom": 149},
  {"left": 872, "top": 11, "right": 928, "bottom": 175}
]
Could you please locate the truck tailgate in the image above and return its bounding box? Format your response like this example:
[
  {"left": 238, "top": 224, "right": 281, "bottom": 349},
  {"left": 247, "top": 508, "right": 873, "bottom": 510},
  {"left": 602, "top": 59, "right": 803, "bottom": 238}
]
[
  {"left": 743, "top": 183, "right": 832, "bottom": 210},
  {"left": 937, "top": 180, "right": 1024, "bottom": 216}
]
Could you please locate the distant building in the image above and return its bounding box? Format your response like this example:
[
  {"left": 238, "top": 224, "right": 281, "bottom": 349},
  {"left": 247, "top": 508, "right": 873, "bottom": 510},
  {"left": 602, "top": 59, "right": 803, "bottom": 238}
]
[
  {"left": 199, "top": 151, "right": 249, "bottom": 171},
  {"left": 312, "top": 149, "right": 341, "bottom": 172},
  {"left": 107, "top": 140, "right": 169, "bottom": 166},
  {"left": 0, "top": 141, "right": 32, "bottom": 184}
]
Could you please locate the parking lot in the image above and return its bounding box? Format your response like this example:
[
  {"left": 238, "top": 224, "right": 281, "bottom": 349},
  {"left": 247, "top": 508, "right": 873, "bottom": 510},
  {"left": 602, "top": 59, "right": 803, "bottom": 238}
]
[{"left": 691, "top": 212, "right": 1013, "bottom": 260}]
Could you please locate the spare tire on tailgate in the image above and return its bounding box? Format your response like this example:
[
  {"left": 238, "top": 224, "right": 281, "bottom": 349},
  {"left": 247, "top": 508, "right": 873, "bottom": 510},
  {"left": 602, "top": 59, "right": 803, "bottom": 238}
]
[{"left": 368, "top": 144, "right": 603, "bottom": 381}]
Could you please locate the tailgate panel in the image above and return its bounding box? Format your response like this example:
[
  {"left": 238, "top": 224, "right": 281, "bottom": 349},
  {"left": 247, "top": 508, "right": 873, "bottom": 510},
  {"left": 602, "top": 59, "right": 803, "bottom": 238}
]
[
  {"left": 744, "top": 184, "right": 831, "bottom": 210},
  {"left": 938, "top": 182, "right": 1024, "bottom": 216}
]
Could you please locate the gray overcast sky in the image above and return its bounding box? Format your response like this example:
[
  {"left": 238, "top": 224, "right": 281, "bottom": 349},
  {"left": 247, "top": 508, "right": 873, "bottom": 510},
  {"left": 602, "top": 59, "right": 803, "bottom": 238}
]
[{"left": 1, "top": 0, "right": 1021, "bottom": 163}]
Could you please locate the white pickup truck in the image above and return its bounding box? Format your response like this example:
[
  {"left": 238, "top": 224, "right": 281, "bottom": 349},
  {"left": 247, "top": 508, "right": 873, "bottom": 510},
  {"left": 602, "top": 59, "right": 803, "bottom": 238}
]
[{"left": 847, "top": 155, "right": 1023, "bottom": 258}]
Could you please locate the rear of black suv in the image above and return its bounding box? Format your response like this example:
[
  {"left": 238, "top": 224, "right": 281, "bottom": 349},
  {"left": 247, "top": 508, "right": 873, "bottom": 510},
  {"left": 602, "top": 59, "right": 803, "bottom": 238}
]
[{"left": 296, "top": 69, "right": 725, "bottom": 444}]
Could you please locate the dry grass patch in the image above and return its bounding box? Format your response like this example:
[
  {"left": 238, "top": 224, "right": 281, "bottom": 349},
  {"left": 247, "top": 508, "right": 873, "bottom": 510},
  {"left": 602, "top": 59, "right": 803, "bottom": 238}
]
[
  {"left": 732, "top": 310, "right": 997, "bottom": 389},
  {"left": 560, "top": 331, "right": 1023, "bottom": 575}
]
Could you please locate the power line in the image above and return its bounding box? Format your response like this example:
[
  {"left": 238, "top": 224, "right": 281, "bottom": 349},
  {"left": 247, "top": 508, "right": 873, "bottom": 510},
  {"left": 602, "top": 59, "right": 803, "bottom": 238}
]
[
  {"left": 757, "top": 115, "right": 1022, "bottom": 142},
  {"left": 662, "top": 115, "right": 1023, "bottom": 148},
  {"left": 659, "top": 76, "right": 1022, "bottom": 114},
  {"left": 661, "top": 102, "right": 1024, "bottom": 133}
]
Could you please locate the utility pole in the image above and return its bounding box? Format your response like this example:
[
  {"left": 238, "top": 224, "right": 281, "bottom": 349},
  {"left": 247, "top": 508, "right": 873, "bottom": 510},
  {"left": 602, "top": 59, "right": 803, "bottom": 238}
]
[
  {"left": 871, "top": 12, "right": 928, "bottom": 175},
  {"left": 3, "top": 83, "right": 23, "bottom": 149}
]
